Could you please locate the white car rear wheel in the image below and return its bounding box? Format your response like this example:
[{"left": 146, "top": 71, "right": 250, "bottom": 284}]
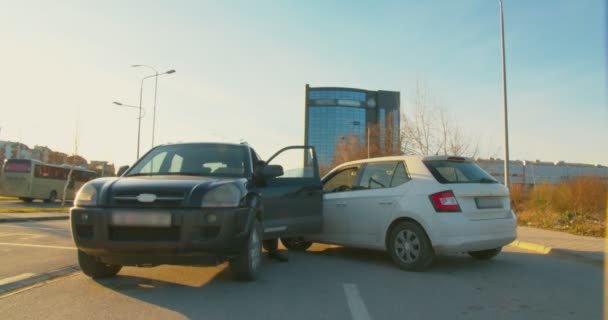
[
  {"left": 388, "top": 221, "right": 434, "bottom": 271},
  {"left": 468, "top": 247, "right": 502, "bottom": 260}
]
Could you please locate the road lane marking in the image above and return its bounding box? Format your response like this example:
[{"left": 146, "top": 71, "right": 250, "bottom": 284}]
[
  {"left": 343, "top": 283, "right": 372, "bottom": 320},
  {"left": 0, "top": 273, "right": 36, "bottom": 286},
  {"left": 0, "top": 242, "right": 75, "bottom": 250}
]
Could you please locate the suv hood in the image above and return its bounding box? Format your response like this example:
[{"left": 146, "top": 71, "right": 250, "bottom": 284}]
[{"left": 94, "top": 175, "right": 245, "bottom": 207}]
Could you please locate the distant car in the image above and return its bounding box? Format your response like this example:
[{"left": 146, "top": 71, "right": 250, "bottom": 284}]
[
  {"left": 281, "top": 155, "right": 517, "bottom": 271},
  {"left": 70, "top": 143, "right": 323, "bottom": 281}
]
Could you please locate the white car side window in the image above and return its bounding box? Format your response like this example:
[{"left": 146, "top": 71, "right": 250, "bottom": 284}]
[
  {"left": 390, "top": 162, "right": 411, "bottom": 187},
  {"left": 323, "top": 167, "right": 358, "bottom": 193},
  {"left": 356, "top": 162, "right": 398, "bottom": 189}
]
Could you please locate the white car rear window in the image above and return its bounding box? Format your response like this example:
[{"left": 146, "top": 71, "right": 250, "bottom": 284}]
[{"left": 423, "top": 159, "right": 497, "bottom": 184}]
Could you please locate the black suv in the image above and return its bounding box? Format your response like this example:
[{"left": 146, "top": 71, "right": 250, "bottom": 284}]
[{"left": 70, "top": 143, "right": 323, "bottom": 281}]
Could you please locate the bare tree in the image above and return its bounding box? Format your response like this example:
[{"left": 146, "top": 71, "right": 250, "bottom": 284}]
[{"left": 401, "top": 83, "right": 478, "bottom": 157}]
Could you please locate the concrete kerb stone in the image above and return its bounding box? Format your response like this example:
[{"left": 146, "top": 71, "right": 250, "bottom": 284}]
[
  {"left": 509, "top": 240, "right": 551, "bottom": 254},
  {"left": 0, "top": 265, "right": 80, "bottom": 297},
  {"left": 509, "top": 240, "right": 604, "bottom": 267},
  {"left": 0, "top": 215, "right": 69, "bottom": 223}
]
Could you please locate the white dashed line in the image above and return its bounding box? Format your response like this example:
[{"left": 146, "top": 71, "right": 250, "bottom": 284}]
[
  {"left": 0, "top": 242, "right": 75, "bottom": 250},
  {"left": 343, "top": 283, "right": 372, "bottom": 320},
  {"left": 0, "top": 273, "right": 36, "bottom": 286}
]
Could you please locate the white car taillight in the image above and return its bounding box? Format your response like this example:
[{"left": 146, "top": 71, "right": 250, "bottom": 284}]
[{"left": 429, "top": 190, "right": 461, "bottom": 212}]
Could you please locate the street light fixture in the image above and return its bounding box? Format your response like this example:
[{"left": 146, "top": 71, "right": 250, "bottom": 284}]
[
  {"left": 131, "top": 65, "right": 176, "bottom": 148},
  {"left": 113, "top": 101, "right": 144, "bottom": 159}
]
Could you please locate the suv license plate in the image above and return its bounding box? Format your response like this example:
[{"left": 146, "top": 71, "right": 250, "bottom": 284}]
[{"left": 111, "top": 211, "right": 171, "bottom": 227}]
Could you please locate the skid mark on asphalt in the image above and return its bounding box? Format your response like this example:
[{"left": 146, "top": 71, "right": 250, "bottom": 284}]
[
  {"left": 0, "top": 242, "right": 75, "bottom": 250},
  {"left": 344, "top": 283, "right": 372, "bottom": 320}
]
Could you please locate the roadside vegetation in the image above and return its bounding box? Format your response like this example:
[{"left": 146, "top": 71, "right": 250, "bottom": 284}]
[{"left": 511, "top": 177, "right": 607, "bottom": 237}]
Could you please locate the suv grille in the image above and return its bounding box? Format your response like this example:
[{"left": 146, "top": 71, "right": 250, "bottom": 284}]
[{"left": 112, "top": 191, "right": 185, "bottom": 207}]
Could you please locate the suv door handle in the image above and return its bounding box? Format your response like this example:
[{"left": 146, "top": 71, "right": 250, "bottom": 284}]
[
  {"left": 379, "top": 201, "right": 393, "bottom": 205},
  {"left": 336, "top": 202, "right": 347, "bottom": 207}
]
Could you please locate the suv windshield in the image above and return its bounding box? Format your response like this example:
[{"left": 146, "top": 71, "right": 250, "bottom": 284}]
[
  {"left": 423, "top": 159, "right": 498, "bottom": 184},
  {"left": 126, "top": 143, "right": 249, "bottom": 178}
]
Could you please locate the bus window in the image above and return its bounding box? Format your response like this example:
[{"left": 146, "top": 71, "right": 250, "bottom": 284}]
[{"left": 5, "top": 160, "right": 32, "bottom": 173}]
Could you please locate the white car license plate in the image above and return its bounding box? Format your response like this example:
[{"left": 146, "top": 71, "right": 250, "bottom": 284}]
[
  {"left": 475, "top": 197, "right": 503, "bottom": 209},
  {"left": 111, "top": 211, "right": 171, "bottom": 227}
]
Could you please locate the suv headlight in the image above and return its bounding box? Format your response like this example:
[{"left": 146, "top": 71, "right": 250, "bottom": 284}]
[
  {"left": 202, "top": 184, "right": 242, "bottom": 208},
  {"left": 75, "top": 184, "right": 98, "bottom": 207}
]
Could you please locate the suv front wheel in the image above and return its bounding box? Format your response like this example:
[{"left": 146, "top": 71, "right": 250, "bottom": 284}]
[
  {"left": 78, "top": 250, "right": 121, "bottom": 278},
  {"left": 230, "top": 220, "right": 262, "bottom": 281}
]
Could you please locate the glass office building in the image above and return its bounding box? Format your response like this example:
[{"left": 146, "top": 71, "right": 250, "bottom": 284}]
[{"left": 305, "top": 85, "right": 400, "bottom": 168}]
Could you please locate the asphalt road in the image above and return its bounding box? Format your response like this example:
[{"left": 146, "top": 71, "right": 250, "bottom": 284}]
[{"left": 0, "top": 219, "right": 604, "bottom": 320}]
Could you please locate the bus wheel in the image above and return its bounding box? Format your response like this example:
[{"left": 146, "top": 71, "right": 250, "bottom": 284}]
[
  {"left": 44, "top": 191, "right": 57, "bottom": 203},
  {"left": 20, "top": 197, "right": 33, "bottom": 203}
]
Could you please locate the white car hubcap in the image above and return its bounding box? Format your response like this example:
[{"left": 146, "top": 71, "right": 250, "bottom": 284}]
[{"left": 394, "top": 230, "right": 421, "bottom": 263}]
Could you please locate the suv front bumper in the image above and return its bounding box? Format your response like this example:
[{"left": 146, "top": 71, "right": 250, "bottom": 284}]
[{"left": 70, "top": 206, "right": 256, "bottom": 266}]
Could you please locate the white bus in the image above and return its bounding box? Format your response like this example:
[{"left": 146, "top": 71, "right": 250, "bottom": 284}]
[{"left": 0, "top": 159, "right": 97, "bottom": 203}]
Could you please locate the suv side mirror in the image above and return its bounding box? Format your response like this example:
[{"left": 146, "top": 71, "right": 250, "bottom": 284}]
[
  {"left": 117, "top": 165, "right": 129, "bottom": 176},
  {"left": 260, "top": 165, "right": 284, "bottom": 179}
]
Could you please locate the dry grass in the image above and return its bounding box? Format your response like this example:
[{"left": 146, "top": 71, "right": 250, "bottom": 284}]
[{"left": 512, "top": 177, "right": 607, "bottom": 238}]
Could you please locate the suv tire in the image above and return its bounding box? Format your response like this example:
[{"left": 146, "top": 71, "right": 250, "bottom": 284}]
[
  {"left": 281, "top": 237, "right": 313, "bottom": 251},
  {"left": 78, "top": 250, "right": 121, "bottom": 278},
  {"left": 230, "top": 220, "right": 262, "bottom": 281}
]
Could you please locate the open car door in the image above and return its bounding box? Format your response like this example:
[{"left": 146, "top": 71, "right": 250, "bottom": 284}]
[{"left": 258, "top": 146, "right": 323, "bottom": 240}]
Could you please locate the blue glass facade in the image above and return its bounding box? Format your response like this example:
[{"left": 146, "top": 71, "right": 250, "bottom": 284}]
[
  {"left": 309, "top": 90, "right": 366, "bottom": 101},
  {"left": 307, "top": 106, "right": 366, "bottom": 168},
  {"left": 305, "top": 85, "right": 401, "bottom": 168}
]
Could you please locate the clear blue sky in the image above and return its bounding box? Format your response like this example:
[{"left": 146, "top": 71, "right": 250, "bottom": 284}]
[{"left": 0, "top": 0, "right": 606, "bottom": 167}]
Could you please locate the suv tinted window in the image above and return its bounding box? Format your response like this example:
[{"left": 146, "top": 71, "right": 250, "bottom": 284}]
[
  {"left": 127, "top": 144, "right": 249, "bottom": 178},
  {"left": 423, "top": 159, "right": 498, "bottom": 184}
]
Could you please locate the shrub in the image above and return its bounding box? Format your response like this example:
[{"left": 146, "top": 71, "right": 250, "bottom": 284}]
[{"left": 511, "top": 177, "right": 607, "bottom": 237}]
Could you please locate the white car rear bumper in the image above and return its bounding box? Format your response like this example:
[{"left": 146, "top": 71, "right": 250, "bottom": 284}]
[{"left": 431, "top": 211, "right": 517, "bottom": 254}]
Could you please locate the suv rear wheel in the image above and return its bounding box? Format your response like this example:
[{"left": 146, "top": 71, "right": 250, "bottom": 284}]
[
  {"left": 78, "top": 250, "right": 121, "bottom": 278},
  {"left": 280, "top": 237, "right": 313, "bottom": 251},
  {"left": 230, "top": 220, "right": 262, "bottom": 281},
  {"left": 388, "top": 221, "right": 434, "bottom": 271}
]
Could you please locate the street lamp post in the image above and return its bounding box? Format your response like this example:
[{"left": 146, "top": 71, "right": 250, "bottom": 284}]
[
  {"left": 113, "top": 101, "right": 144, "bottom": 159},
  {"left": 499, "top": 0, "right": 511, "bottom": 188},
  {"left": 131, "top": 65, "right": 175, "bottom": 148}
]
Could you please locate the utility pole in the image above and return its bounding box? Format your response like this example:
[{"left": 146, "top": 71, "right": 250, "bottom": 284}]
[{"left": 500, "top": 0, "right": 511, "bottom": 188}]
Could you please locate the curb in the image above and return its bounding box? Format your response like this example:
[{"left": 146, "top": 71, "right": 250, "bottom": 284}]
[
  {"left": 0, "top": 265, "right": 80, "bottom": 297},
  {"left": 0, "top": 208, "right": 70, "bottom": 214},
  {"left": 509, "top": 240, "right": 551, "bottom": 254},
  {"left": 0, "top": 215, "right": 69, "bottom": 223},
  {"left": 509, "top": 240, "right": 604, "bottom": 267}
]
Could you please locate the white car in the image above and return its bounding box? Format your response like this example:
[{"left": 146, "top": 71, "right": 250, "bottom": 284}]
[{"left": 280, "top": 155, "right": 517, "bottom": 271}]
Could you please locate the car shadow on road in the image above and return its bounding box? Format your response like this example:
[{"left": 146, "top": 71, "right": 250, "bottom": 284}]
[
  {"left": 86, "top": 247, "right": 540, "bottom": 319},
  {"left": 305, "top": 245, "right": 520, "bottom": 273},
  {"left": 84, "top": 242, "right": 597, "bottom": 319}
]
